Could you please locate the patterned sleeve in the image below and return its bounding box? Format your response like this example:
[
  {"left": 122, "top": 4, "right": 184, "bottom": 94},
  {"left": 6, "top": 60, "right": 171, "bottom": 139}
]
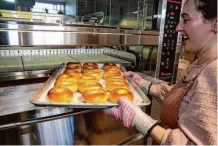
[
  {"left": 160, "top": 128, "right": 193, "bottom": 145},
  {"left": 161, "top": 61, "right": 217, "bottom": 145}
]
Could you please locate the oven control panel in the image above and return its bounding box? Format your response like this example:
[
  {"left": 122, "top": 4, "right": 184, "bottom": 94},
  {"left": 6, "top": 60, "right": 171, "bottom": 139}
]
[{"left": 159, "top": 0, "right": 182, "bottom": 81}]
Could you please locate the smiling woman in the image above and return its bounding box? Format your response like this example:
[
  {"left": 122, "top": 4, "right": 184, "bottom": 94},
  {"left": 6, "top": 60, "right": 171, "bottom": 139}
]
[
  {"left": 176, "top": 0, "right": 217, "bottom": 60},
  {"left": 104, "top": 0, "right": 217, "bottom": 145}
]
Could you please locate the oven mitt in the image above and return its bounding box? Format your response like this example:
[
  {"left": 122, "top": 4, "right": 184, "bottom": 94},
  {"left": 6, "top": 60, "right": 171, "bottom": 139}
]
[{"left": 104, "top": 98, "right": 157, "bottom": 136}]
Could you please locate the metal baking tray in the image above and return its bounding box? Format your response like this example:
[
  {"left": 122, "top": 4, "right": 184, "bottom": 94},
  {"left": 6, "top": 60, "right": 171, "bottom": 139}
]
[{"left": 30, "top": 63, "right": 151, "bottom": 108}]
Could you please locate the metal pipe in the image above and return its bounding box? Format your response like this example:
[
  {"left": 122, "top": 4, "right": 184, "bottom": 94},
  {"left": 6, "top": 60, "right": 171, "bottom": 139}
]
[
  {"left": 118, "top": 133, "right": 144, "bottom": 145},
  {"left": 109, "top": 0, "right": 112, "bottom": 26}
]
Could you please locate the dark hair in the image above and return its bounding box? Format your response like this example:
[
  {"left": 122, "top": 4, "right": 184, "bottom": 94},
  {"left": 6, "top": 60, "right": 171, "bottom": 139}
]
[{"left": 194, "top": 0, "right": 217, "bottom": 20}]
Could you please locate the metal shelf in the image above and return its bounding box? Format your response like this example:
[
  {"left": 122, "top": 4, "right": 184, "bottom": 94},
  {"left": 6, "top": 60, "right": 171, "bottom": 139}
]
[{"left": 0, "top": 48, "right": 133, "bottom": 73}]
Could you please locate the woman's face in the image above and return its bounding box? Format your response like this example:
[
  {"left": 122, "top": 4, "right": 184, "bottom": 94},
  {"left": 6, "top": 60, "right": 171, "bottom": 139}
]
[{"left": 176, "top": 0, "right": 216, "bottom": 53}]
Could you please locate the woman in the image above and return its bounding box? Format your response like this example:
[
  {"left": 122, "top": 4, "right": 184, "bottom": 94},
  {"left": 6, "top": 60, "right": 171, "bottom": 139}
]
[{"left": 105, "top": 0, "right": 217, "bottom": 144}]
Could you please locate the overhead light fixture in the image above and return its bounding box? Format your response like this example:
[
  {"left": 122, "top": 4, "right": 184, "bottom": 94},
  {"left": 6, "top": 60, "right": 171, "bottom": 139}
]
[{"left": 5, "top": 0, "right": 15, "bottom": 3}]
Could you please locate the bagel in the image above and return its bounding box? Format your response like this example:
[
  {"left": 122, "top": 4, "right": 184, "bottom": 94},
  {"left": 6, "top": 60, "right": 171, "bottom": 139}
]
[
  {"left": 64, "top": 70, "right": 81, "bottom": 79},
  {"left": 54, "top": 81, "right": 78, "bottom": 92},
  {"left": 66, "top": 66, "right": 82, "bottom": 72},
  {"left": 79, "top": 82, "right": 102, "bottom": 93},
  {"left": 47, "top": 87, "right": 74, "bottom": 103},
  {"left": 82, "top": 89, "right": 109, "bottom": 103},
  {"left": 83, "top": 63, "right": 98, "bottom": 68},
  {"left": 78, "top": 75, "right": 98, "bottom": 85},
  {"left": 56, "top": 74, "right": 77, "bottom": 83},
  {"left": 106, "top": 81, "right": 129, "bottom": 92},
  {"left": 103, "top": 70, "right": 122, "bottom": 79},
  {"left": 105, "top": 66, "right": 122, "bottom": 72},
  {"left": 66, "top": 62, "right": 82, "bottom": 70},
  {"left": 103, "top": 63, "right": 117, "bottom": 70},
  {"left": 83, "top": 67, "right": 100, "bottom": 73},
  {"left": 104, "top": 75, "right": 126, "bottom": 82},
  {"left": 83, "top": 71, "right": 101, "bottom": 80},
  {"left": 56, "top": 74, "right": 68, "bottom": 80},
  {"left": 109, "top": 88, "right": 134, "bottom": 103}
]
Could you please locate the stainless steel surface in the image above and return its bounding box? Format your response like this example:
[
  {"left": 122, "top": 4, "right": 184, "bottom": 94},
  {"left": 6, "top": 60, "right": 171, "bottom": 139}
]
[
  {"left": 0, "top": 48, "right": 133, "bottom": 81},
  {"left": 32, "top": 108, "right": 74, "bottom": 145},
  {"left": 0, "top": 109, "right": 99, "bottom": 131},
  {"left": 0, "top": 109, "right": 139, "bottom": 145},
  {"left": 70, "top": 54, "right": 130, "bottom": 64},
  {"left": 0, "top": 70, "right": 51, "bottom": 81},
  {"left": 138, "top": 72, "right": 167, "bottom": 84},
  {"left": 31, "top": 63, "right": 151, "bottom": 108},
  {"left": 0, "top": 23, "right": 159, "bottom": 46},
  {"left": 154, "top": 0, "right": 167, "bottom": 78},
  {"left": 172, "top": 1, "right": 185, "bottom": 84},
  {"left": 0, "top": 23, "right": 159, "bottom": 34},
  {"left": 0, "top": 83, "right": 47, "bottom": 116},
  {"left": 102, "top": 48, "right": 136, "bottom": 65},
  {"left": 22, "top": 55, "right": 76, "bottom": 71},
  {"left": 156, "top": 0, "right": 164, "bottom": 30},
  {"left": 0, "top": 56, "right": 23, "bottom": 72},
  {"left": 0, "top": 48, "right": 135, "bottom": 64}
]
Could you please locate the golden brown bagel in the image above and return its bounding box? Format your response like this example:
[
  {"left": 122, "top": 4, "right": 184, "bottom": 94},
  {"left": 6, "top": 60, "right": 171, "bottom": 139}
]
[
  {"left": 103, "top": 70, "right": 122, "bottom": 79},
  {"left": 66, "top": 66, "right": 82, "bottom": 72},
  {"left": 64, "top": 70, "right": 81, "bottom": 79},
  {"left": 82, "top": 89, "right": 109, "bottom": 103},
  {"left": 83, "top": 67, "right": 100, "bottom": 73},
  {"left": 56, "top": 74, "right": 77, "bottom": 83},
  {"left": 105, "top": 66, "right": 122, "bottom": 72},
  {"left": 83, "top": 62, "right": 98, "bottom": 68},
  {"left": 56, "top": 74, "right": 69, "bottom": 80},
  {"left": 47, "top": 87, "right": 74, "bottom": 103},
  {"left": 83, "top": 71, "right": 101, "bottom": 80},
  {"left": 78, "top": 75, "right": 98, "bottom": 85},
  {"left": 79, "top": 82, "right": 102, "bottom": 93},
  {"left": 54, "top": 81, "right": 78, "bottom": 92},
  {"left": 103, "top": 63, "right": 117, "bottom": 70},
  {"left": 66, "top": 63, "right": 82, "bottom": 70},
  {"left": 104, "top": 75, "right": 126, "bottom": 82},
  {"left": 67, "top": 62, "right": 81, "bottom": 67},
  {"left": 106, "top": 81, "right": 129, "bottom": 92},
  {"left": 109, "top": 88, "right": 134, "bottom": 103}
]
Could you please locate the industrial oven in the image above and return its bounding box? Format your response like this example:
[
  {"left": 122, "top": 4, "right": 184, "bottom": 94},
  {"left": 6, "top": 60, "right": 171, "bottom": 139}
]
[{"left": 0, "top": 0, "right": 183, "bottom": 145}]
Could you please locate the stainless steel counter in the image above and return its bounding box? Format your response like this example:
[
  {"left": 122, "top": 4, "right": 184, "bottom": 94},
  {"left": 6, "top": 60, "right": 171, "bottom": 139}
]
[{"left": 0, "top": 83, "right": 48, "bottom": 116}]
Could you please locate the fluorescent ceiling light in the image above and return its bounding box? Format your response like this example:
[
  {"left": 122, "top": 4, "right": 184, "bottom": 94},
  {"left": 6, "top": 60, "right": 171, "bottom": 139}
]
[{"left": 5, "top": 0, "right": 15, "bottom": 3}]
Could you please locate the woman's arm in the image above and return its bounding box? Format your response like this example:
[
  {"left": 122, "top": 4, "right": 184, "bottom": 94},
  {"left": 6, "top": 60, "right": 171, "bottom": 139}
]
[
  {"left": 151, "top": 126, "right": 194, "bottom": 145},
  {"left": 104, "top": 98, "right": 197, "bottom": 145},
  {"left": 149, "top": 125, "right": 166, "bottom": 144}
]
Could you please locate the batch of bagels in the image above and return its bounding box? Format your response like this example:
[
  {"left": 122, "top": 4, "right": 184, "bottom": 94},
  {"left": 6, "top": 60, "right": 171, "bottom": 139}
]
[{"left": 47, "top": 62, "right": 134, "bottom": 103}]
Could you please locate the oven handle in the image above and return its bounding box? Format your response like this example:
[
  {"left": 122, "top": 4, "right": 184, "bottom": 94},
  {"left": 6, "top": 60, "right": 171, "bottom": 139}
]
[{"left": 0, "top": 108, "right": 100, "bottom": 131}]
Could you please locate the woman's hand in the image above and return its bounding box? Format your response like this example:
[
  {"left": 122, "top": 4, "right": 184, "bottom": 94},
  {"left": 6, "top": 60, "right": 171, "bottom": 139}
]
[
  {"left": 150, "top": 83, "right": 172, "bottom": 101},
  {"left": 124, "top": 71, "right": 144, "bottom": 85},
  {"left": 125, "top": 71, "right": 152, "bottom": 95},
  {"left": 125, "top": 71, "right": 171, "bottom": 100},
  {"left": 104, "top": 98, "right": 157, "bottom": 136}
]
